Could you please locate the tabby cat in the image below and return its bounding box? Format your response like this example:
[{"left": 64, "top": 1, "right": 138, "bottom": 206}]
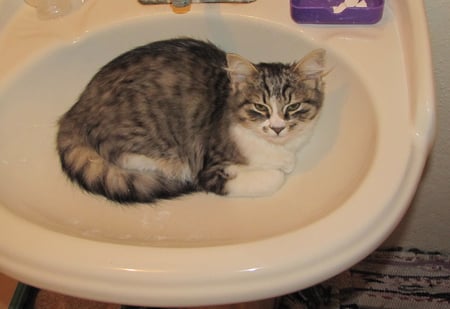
[{"left": 56, "top": 38, "right": 326, "bottom": 204}]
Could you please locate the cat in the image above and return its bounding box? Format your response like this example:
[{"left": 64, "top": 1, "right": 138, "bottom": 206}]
[{"left": 56, "top": 38, "right": 326, "bottom": 204}]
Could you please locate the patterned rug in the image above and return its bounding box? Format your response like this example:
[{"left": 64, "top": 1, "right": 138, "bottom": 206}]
[{"left": 279, "top": 248, "right": 450, "bottom": 309}]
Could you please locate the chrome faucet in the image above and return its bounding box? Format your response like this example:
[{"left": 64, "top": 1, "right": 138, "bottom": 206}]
[{"left": 138, "top": 0, "right": 256, "bottom": 9}]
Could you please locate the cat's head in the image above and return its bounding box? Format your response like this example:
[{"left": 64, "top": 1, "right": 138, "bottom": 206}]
[{"left": 226, "top": 49, "right": 326, "bottom": 144}]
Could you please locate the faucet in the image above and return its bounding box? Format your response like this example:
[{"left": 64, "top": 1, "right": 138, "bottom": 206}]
[
  {"left": 138, "top": 0, "right": 256, "bottom": 9},
  {"left": 172, "top": 0, "right": 190, "bottom": 8}
]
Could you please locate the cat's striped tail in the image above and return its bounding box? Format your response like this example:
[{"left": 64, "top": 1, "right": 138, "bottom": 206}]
[{"left": 56, "top": 127, "right": 196, "bottom": 204}]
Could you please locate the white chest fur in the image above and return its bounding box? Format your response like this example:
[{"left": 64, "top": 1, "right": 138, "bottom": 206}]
[
  {"left": 230, "top": 124, "right": 300, "bottom": 174},
  {"left": 224, "top": 124, "right": 316, "bottom": 197}
]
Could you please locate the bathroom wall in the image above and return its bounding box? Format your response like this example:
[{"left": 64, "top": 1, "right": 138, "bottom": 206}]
[{"left": 382, "top": 0, "right": 450, "bottom": 253}]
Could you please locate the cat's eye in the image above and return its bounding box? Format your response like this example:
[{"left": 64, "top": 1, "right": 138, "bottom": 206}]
[
  {"left": 285, "top": 103, "right": 302, "bottom": 113},
  {"left": 253, "top": 104, "right": 269, "bottom": 113}
]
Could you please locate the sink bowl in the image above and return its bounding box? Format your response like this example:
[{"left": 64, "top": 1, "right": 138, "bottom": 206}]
[{"left": 0, "top": 0, "right": 435, "bottom": 306}]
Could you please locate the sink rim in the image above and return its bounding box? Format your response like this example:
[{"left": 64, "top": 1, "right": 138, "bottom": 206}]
[{"left": 0, "top": 0, "right": 435, "bottom": 306}]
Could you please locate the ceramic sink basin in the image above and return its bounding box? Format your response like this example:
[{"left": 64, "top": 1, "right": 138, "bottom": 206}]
[{"left": 0, "top": 0, "right": 434, "bottom": 307}]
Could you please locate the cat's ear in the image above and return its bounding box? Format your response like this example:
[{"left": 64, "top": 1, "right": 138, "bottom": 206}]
[
  {"left": 226, "top": 53, "right": 257, "bottom": 87},
  {"left": 294, "top": 49, "right": 326, "bottom": 79}
]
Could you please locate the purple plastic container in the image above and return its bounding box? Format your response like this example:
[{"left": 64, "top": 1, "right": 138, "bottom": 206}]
[{"left": 291, "top": 0, "right": 385, "bottom": 24}]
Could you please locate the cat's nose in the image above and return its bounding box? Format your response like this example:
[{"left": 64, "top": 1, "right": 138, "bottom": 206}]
[{"left": 270, "top": 126, "right": 285, "bottom": 135}]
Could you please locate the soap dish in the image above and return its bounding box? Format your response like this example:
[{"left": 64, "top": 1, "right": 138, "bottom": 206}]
[{"left": 290, "top": 0, "right": 385, "bottom": 24}]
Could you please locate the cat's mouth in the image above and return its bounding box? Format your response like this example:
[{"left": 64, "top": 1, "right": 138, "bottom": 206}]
[{"left": 264, "top": 132, "right": 291, "bottom": 145}]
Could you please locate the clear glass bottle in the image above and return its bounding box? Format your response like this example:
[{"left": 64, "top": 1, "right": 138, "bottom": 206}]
[{"left": 25, "top": 0, "right": 87, "bottom": 19}]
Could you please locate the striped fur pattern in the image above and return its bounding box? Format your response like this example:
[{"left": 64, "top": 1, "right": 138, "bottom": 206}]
[{"left": 57, "top": 38, "right": 326, "bottom": 203}]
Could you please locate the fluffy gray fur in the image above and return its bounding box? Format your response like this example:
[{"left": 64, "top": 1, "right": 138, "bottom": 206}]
[{"left": 57, "top": 38, "right": 326, "bottom": 204}]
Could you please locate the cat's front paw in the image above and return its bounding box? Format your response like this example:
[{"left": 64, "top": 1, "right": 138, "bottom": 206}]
[
  {"left": 199, "top": 164, "right": 237, "bottom": 195},
  {"left": 223, "top": 164, "right": 239, "bottom": 179},
  {"left": 225, "top": 167, "right": 286, "bottom": 197}
]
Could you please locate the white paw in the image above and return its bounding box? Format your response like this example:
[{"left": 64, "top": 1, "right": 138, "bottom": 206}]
[{"left": 225, "top": 167, "right": 286, "bottom": 197}]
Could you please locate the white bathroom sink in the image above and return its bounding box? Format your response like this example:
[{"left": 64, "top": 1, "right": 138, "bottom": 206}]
[{"left": 0, "top": 0, "right": 435, "bottom": 306}]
